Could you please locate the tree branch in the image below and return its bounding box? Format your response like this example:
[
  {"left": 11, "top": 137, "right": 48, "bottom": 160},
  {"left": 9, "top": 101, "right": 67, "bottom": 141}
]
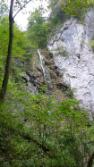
[{"left": 13, "top": 0, "right": 32, "bottom": 19}]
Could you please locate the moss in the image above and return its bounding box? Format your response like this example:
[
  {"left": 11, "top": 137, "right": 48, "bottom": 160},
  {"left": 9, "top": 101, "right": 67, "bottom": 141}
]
[{"left": 89, "top": 39, "right": 94, "bottom": 51}]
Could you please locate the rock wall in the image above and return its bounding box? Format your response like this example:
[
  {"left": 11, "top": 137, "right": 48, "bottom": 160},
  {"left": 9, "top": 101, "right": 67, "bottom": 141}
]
[
  {"left": 48, "top": 9, "right": 94, "bottom": 116},
  {"left": 22, "top": 49, "right": 66, "bottom": 100}
]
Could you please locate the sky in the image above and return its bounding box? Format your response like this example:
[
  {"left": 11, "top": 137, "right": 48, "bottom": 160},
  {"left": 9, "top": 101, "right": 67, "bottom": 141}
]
[{"left": 5, "top": 0, "right": 49, "bottom": 31}]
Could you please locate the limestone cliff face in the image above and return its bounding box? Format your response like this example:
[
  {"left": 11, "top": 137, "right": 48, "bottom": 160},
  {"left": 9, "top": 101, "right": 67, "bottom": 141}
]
[
  {"left": 22, "top": 9, "right": 94, "bottom": 115},
  {"left": 48, "top": 9, "right": 94, "bottom": 115}
]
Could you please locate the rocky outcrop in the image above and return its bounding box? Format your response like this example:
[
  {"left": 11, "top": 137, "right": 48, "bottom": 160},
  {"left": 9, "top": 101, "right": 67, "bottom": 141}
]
[
  {"left": 48, "top": 9, "right": 94, "bottom": 116},
  {"left": 22, "top": 49, "right": 67, "bottom": 100},
  {"left": 22, "top": 51, "right": 45, "bottom": 94}
]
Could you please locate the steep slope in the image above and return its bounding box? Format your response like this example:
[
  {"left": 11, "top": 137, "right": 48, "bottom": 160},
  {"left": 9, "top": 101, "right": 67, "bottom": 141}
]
[{"left": 48, "top": 9, "right": 94, "bottom": 116}]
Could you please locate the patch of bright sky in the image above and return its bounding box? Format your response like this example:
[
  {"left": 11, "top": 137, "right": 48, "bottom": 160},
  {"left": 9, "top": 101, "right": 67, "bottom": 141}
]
[{"left": 5, "top": 0, "right": 49, "bottom": 31}]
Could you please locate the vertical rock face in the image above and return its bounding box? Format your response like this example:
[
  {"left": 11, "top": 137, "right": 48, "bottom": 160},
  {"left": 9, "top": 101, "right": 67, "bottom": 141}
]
[{"left": 48, "top": 9, "right": 94, "bottom": 115}]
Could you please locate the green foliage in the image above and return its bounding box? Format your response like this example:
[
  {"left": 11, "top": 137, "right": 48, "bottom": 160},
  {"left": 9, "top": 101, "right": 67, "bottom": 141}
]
[
  {"left": 50, "top": 0, "right": 94, "bottom": 23},
  {"left": 0, "top": 82, "right": 94, "bottom": 166},
  {"left": 0, "top": 17, "right": 9, "bottom": 78},
  {"left": 62, "top": 0, "right": 94, "bottom": 18},
  {"left": 27, "top": 10, "right": 50, "bottom": 49},
  {"left": 13, "top": 25, "right": 30, "bottom": 58},
  {"left": 49, "top": 0, "right": 67, "bottom": 28},
  {"left": 0, "top": 17, "right": 30, "bottom": 58},
  {"left": 39, "top": 83, "right": 48, "bottom": 94},
  {"left": 0, "top": 17, "right": 31, "bottom": 83},
  {"left": 0, "top": 17, "right": 9, "bottom": 57},
  {"left": 0, "top": 1, "right": 94, "bottom": 167}
]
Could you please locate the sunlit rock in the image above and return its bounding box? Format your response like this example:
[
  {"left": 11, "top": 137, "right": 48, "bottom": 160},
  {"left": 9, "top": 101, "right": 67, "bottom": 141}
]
[{"left": 48, "top": 9, "right": 94, "bottom": 115}]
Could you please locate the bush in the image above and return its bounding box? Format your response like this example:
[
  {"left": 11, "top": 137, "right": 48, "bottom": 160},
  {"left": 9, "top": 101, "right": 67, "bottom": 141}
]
[
  {"left": 0, "top": 82, "right": 93, "bottom": 166},
  {"left": 27, "top": 10, "right": 50, "bottom": 49}
]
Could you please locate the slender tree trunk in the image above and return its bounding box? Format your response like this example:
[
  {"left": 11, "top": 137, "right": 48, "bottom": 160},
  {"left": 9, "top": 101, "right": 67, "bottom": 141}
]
[
  {"left": 0, "top": 0, "right": 14, "bottom": 100},
  {"left": 87, "top": 153, "right": 94, "bottom": 167}
]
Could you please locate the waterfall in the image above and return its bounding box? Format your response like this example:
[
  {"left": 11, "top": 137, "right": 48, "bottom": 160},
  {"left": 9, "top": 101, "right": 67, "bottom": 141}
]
[
  {"left": 37, "top": 49, "right": 52, "bottom": 92},
  {"left": 37, "top": 49, "right": 46, "bottom": 78}
]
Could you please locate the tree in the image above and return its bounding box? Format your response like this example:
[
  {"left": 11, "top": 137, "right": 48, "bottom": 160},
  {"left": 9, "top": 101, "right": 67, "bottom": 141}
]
[
  {"left": 60, "top": 0, "right": 94, "bottom": 18},
  {"left": 50, "top": 0, "right": 94, "bottom": 19},
  {"left": 0, "top": 17, "right": 29, "bottom": 70},
  {"left": 0, "top": 0, "right": 32, "bottom": 100},
  {"left": 0, "top": 0, "right": 14, "bottom": 100},
  {"left": 27, "top": 9, "right": 50, "bottom": 49}
]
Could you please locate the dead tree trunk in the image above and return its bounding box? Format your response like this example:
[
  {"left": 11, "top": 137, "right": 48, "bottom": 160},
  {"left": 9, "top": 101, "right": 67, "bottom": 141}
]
[{"left": 0, "top": 0, "right": 14, "bottom": 100}]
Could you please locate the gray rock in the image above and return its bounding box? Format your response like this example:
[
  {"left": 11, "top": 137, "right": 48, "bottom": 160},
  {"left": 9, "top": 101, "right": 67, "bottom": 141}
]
[{"left": 48, "top": 9, "right": 94, "bottom": 115}]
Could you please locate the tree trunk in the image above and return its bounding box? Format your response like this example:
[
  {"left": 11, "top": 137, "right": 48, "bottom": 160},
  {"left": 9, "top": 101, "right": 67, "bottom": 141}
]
[
  {"left": 0, "top": 0, "right": 14, "bottom": 100},
  {"left": 87, "top": 153, "right": 94, "bottom": 167}
]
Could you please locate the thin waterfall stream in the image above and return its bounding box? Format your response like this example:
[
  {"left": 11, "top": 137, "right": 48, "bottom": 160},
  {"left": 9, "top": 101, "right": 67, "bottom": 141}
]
[
  {"left": 37, "top": 49, "right": 52, "bottom": 92},
  {"left": 37, "top": 49, "right": 46, "bottom": 79}
]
